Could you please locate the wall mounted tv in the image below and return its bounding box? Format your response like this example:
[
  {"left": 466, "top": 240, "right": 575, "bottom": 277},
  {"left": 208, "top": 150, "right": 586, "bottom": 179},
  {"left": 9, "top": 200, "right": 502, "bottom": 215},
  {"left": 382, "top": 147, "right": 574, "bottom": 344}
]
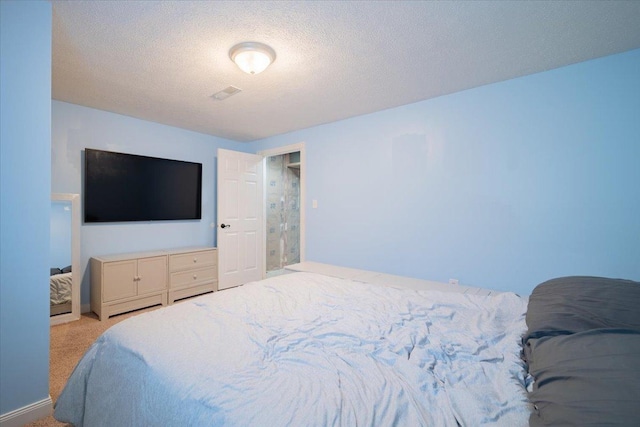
[{"left": 84, "top": 149, "right": 202, "bottom": 223}]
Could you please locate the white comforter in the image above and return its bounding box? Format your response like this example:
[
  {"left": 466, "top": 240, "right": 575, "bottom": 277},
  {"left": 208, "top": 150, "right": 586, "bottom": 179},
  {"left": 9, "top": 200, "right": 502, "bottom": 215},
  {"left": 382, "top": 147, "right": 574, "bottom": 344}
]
[{"left": 55, "top": 272, "right": 531, "bottom": 426}]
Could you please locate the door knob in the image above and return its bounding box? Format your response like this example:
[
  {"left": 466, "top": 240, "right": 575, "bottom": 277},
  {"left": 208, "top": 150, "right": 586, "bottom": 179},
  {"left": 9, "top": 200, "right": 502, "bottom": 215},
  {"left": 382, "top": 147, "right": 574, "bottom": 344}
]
[{"left": 220, "top": 223, "right": 231, "bottom": 228}]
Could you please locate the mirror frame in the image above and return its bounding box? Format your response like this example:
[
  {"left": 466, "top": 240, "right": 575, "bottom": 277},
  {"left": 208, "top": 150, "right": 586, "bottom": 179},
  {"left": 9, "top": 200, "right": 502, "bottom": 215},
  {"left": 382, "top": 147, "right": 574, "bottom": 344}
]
[{"left": 50, "top": 193, "right": 81, "bottom": 325}]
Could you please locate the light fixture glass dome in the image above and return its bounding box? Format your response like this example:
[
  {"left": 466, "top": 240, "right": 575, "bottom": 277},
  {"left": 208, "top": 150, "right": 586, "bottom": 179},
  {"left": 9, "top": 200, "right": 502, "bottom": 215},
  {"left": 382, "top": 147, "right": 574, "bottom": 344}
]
[{"left": 229, "top": 42, "right": 276, "bottom": 75}]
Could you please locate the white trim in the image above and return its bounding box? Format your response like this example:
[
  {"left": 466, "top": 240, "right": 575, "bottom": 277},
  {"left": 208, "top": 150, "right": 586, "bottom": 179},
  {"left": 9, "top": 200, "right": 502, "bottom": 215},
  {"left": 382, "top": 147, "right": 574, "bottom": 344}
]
[
  {"left": 258, "top": 142, "right": 305, "bottom": 158},
  {"left": 258, "top": 142, "right": 306, "bottom": 278},
  {"left": 0, "top": 396, "right": 52, "bottom": 427}
]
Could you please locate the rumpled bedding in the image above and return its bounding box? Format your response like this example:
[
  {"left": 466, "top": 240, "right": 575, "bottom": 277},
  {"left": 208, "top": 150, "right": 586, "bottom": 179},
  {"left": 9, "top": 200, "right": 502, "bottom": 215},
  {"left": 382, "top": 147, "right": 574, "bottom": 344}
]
[
  {"left": 50, "top": 272, "right": 72, "bottom": 305},
  {"left": 54, "top": 272, "right": 531, "bottom": 426}
]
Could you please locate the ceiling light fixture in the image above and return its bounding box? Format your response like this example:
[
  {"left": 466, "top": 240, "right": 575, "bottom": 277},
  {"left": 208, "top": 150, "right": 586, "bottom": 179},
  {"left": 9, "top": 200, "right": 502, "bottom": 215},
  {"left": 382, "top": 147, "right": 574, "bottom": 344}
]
[{"left": 229, "top": 42, "right": 276, "bottom": 75}]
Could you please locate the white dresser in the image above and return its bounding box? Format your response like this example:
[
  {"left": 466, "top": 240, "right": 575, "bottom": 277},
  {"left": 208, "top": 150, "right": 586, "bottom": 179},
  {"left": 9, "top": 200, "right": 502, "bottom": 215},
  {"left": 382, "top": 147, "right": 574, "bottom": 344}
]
[
  {"left": 91, "top": 247, "right": 217, "bottom": 321},
  {"left": 168, "top": 248, "right": 218, "bottom": 304}
]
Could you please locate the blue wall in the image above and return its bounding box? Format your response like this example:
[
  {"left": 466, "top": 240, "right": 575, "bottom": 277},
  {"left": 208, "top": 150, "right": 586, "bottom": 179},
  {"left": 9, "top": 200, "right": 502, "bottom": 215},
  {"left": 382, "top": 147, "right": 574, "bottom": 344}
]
[
  {"left": 0, "top": 0, "right": 52, "bottom": 416},
  {"left": 251, "top": 49, "right": 640, "bottom": 296},
  {"left": 51, "top": 101, "right": 253, "bottom": 306}
]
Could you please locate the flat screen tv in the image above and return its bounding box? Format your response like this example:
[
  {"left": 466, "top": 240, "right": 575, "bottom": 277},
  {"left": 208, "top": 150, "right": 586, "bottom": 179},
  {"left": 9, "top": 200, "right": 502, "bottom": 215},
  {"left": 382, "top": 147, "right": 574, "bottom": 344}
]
[{"left": 84, "top": 149, "right": 202, "bottom": 223}]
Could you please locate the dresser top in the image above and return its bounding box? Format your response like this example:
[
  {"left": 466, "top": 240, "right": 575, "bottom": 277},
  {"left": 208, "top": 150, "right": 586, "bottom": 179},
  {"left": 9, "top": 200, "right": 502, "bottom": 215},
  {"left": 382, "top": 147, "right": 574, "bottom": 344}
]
[{"left": 92, "top": 246, "right": 216, "bottom": 262}]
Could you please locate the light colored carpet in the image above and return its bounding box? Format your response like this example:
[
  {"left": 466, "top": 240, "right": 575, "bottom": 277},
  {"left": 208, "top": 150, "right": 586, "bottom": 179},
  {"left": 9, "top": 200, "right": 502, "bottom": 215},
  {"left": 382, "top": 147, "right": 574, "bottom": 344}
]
[{"left": 26, "top": 306, "right": 160, "bottom": 427}]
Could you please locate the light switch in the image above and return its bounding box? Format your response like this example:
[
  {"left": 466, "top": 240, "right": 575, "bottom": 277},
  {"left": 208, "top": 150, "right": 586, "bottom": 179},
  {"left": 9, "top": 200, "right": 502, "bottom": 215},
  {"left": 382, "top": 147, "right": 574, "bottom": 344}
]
[{"left": 312, "top": 199, "right": 318, "bottom": 209}]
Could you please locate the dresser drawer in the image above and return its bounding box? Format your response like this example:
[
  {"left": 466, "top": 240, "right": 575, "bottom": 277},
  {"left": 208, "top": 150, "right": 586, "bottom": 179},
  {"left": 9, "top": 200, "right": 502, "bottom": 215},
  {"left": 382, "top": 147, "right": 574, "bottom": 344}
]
[
  {"left": 169, "top": 250, "right": 216, "bottom": 272},
  {"left": 170, "top": 266, "right": 218, "bottom": 289}
]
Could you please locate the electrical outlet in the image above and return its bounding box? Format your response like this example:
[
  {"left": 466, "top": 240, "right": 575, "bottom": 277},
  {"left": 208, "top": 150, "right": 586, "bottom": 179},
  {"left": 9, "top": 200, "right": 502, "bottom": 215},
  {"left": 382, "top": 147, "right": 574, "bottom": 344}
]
[{"left": 449, "top": 278, "right": 459, "bottom": 286}]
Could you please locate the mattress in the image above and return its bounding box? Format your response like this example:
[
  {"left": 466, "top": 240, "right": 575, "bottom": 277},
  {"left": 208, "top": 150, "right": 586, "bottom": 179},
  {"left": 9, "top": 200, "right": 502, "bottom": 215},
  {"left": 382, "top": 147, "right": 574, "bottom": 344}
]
[{"left": 55, "top": 272, "right": 531, "bottom": 426}]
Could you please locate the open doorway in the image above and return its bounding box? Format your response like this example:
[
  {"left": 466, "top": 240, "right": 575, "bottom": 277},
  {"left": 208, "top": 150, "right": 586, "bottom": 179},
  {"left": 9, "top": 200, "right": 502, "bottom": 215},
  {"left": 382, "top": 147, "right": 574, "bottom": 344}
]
[
  {"left": 259, "top": 142, "right": 305, "bottom": 278},
  {"left": 265, "top": 152, "right": 300, "bottom": 277}
]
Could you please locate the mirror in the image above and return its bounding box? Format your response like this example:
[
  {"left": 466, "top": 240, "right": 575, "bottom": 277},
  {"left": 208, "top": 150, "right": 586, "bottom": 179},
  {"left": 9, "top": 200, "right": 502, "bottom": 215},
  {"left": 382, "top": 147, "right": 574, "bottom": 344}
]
[{"left": 50, "top": 193, "right": 80, "bottom": 325}]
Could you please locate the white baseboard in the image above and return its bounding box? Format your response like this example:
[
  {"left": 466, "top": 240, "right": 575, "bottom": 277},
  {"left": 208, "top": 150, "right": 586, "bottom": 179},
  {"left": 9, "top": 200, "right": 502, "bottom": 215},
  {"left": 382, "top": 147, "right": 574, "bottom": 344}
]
[
  {"left": 81, "top": 303, "right": 91, "bottom": 313},
  {"left": 0, "top": 396, "right": 52, "bottom": 427}
]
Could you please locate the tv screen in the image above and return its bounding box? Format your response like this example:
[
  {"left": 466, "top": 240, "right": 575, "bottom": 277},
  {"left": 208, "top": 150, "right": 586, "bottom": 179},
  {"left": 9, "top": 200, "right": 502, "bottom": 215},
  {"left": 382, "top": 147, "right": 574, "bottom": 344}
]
[{"left": 84, "top": 149, "right": 202, "bottom": 223}]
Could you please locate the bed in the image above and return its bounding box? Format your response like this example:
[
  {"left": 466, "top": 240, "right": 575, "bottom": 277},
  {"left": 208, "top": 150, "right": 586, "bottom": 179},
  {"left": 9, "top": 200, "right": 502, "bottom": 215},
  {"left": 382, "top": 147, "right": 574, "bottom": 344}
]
[
  {"left": 54, "top": 271, "right": 532, "bottom": 426},
  {"left": 50, "top": 269, "right": 73, "bottom": 316}
]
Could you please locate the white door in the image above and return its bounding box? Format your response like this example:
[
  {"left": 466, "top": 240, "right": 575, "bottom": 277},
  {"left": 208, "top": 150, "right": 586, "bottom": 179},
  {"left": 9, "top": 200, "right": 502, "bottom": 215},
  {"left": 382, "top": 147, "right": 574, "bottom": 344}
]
[{"left": 217, "top": 149, "right": 264, "bottom": 290}]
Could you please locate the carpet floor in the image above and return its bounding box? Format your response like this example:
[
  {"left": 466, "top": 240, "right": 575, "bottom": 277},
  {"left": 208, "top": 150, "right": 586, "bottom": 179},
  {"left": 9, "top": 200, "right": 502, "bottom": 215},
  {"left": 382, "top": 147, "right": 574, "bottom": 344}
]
[{"left": 26, "top": 306, "right": 159, "bottom": 427}]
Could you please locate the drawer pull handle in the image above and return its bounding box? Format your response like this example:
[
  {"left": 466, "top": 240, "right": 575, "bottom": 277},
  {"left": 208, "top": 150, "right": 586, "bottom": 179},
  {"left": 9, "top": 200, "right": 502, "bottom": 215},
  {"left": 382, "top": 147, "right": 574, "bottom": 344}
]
[
  {"left": 193, "top": 258, "right": 197, "bottom": 263},
  {"left": 193, "top": 275, "right": 197, "bottom": 280}
]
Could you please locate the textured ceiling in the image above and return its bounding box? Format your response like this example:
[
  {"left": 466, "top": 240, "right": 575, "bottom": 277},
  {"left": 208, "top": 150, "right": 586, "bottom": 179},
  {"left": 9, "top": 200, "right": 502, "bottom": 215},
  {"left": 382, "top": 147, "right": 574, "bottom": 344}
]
[{"left": 52, "top": 1, "right": 640, "bottom": 142}]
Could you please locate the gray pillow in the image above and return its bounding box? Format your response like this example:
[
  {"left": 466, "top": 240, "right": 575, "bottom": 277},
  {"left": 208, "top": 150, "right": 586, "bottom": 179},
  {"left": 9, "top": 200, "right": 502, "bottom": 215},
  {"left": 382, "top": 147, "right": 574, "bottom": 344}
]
[
  {"left": 525, "top": 276, "right": 640, "bottom": 341},
  {"left": 528, "top": 329, "right": 640, "bottom": 426},
  {"left": 50, "top": 267, "right": 63, "bottom": 276}
]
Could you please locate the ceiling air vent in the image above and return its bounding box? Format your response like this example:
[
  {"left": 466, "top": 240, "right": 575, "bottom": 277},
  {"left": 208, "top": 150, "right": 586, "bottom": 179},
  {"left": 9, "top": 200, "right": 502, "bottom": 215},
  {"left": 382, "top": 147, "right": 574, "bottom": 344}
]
[{"left": 211, "top": 86, "right": 242, "bottom": 101}]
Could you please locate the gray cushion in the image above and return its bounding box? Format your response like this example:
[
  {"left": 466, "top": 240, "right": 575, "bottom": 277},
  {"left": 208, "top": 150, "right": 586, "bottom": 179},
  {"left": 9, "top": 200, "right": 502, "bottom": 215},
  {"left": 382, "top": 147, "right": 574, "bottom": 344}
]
[
  {"left": 525, "top": 276, "right": 640, "bottom": 341},
  {"left": 528, "top": 329, "right": 640, "bottom": 426}
]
